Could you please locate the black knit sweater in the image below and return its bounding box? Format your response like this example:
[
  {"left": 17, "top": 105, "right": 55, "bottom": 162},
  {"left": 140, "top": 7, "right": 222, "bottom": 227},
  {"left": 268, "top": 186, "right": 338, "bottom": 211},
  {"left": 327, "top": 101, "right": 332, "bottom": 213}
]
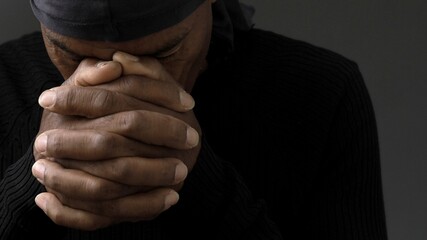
[{"left": 0, "top": 29, "right": 388, "bottom": 239}]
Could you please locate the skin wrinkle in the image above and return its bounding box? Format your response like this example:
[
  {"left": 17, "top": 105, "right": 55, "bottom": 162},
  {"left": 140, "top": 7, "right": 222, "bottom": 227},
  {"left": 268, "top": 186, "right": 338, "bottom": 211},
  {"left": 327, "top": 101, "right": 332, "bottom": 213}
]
[
  {"left": 30, "top": 0, "right": 213, "bottom": 231},
  {"left": 41, "top": 1, "right": 212, "bottom": 92},
  {"left": 41, "top": 1, "right": 213, "bottom": 92},
  {"left": 45, "top": 29, "right": 192, "bottom": 62}
]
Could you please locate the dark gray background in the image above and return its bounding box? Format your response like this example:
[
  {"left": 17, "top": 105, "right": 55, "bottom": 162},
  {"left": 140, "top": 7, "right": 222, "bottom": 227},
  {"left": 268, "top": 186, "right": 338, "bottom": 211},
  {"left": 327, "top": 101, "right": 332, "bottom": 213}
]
[{"left": 1, "top": 1, "right": 426, "bottom": 239}]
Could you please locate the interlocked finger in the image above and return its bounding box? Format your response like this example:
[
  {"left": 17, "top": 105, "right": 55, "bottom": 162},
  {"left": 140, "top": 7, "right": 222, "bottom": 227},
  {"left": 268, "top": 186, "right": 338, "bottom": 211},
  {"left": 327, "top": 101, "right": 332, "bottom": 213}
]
[
  {"left": 113, "top": 51, "right": 174, "bottom": 82},
  {"left": 50, "top": 188, "right": 179, "bottom": 220},
  {"left": 39, "top": 86, "right": 156, "bottom": 118},
  {"left": 55, "top": 156, "right": 188, "bottom": 187},
  {"left": 32, "top": 160, "right": 140, "bottom": 201},
  {"left": 64, "top": 58, "right": 123, "bottom": 87},
  {"left": 64, "top": 110, "right": 199, "bottom": 149},
  {"left": 34, "top": 129, "right": 181, "bottom": 160},
  {"left": 35, "top": 192, "right": 114, "bottom": 231},
  {"left": 95, "top": 75, "right": 195, "bottom": 112}
]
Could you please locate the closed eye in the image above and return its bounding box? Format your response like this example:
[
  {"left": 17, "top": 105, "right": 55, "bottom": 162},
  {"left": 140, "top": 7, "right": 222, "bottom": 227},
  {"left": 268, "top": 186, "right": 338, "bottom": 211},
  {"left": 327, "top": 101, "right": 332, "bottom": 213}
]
[
  {"left": 67, "top": 53, "right": 85, "bottom": 62},
  {"left": 154, "top": 43, "right": 182, "bottom": 59}
]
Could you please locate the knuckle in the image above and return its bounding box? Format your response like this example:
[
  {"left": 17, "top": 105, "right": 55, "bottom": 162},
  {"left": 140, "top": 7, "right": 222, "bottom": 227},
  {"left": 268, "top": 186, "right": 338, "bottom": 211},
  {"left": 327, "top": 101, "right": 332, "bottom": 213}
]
[
  {"left": 47, "top": 132, "right": 63, "bottom": 155},
  {"left": 62, "top": 87, "right": 81, "bottom": 112},
  {"left": 159, "top": 161, "right": 179, "bottom": 183},
  {"left": 87, "top": 90, "right": 115, "bottom": 117},
  {"left": 92, "top": 90, "right": 113, "bottom": 108},
  {"left": 55, "top": 86, "right": 89, "bottom": 114},
  {"left": 119, "top": 75, "right": 138, "bottom": 90},
  {"left": 92, "top": 131, "right": 115, "bottom": 150},
  {"left": 82, "top": 178, "right": 103, "bottom": 196},
  {"left": 56, "top": 86, "right": 117, "bottom": 117},
  {"left": 49, "top": 208, "right": 63, "bottom": 224},
  {"left": 108, "top": 160, "right": 130, "bottom": 181},
  {"left": 168, "top": 119, "right": 187, "bottom": 144},
  {"left": 117, "top": 112, "right": 139, "bottom": 135},
  {"left": 82, "top": 177, "right": 120, "bottom": 200},
  {"left": 44, "top": 167, "right": 62, "bottom": 190}
]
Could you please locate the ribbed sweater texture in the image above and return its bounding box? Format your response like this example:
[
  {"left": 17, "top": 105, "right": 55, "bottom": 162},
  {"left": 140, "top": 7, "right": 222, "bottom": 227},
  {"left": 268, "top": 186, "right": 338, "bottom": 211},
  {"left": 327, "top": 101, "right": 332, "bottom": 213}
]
[{"left": 0, "top": 29, "right": 388, "bottom": 239}]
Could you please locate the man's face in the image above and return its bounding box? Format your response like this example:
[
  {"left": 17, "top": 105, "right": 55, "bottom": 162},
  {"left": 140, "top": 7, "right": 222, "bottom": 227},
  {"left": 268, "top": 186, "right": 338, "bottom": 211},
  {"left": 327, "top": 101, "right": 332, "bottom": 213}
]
[{"left": 41, "top": 1, "right": 213, "bottom": 92}]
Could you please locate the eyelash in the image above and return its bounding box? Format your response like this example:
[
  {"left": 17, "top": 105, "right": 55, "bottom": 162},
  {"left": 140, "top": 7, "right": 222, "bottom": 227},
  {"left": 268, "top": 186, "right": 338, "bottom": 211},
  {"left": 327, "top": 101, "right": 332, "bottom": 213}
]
[
  {"left": 70, "top": 56, "right": 84, "bottom": 62},
  {"left": 67, "top": 54, "right": 173, "bottom": 63},
  {"left": 156, "top": 53, "right": 175, "bottom": 61},
  {"left": 155, "top": 45, "right": 182, "bottom": 60},
  {"left": 61, "top": 50, "right": 84, "bottom": 63}
]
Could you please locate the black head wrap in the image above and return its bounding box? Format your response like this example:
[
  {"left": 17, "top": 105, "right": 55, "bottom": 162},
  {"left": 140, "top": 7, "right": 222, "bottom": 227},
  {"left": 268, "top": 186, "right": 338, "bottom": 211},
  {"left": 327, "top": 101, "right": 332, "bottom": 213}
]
[{"left": 30, "top": 0, "right": 254, "bottom": 48}]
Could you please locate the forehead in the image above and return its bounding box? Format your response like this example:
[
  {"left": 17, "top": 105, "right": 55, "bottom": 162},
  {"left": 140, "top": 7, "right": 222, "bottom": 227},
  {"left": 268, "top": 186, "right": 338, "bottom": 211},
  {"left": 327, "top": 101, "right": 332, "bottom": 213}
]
[
  {"left": 42, "top": 14, "right": 194, "bottom": 60},
  {"left": 32, "top": 0, "right": 207, "bottom": 42}
]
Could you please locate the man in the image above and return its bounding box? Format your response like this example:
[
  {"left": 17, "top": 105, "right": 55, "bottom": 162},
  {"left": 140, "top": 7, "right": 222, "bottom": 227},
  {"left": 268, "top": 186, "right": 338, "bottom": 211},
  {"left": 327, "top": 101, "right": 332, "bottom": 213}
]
[{"left": 0, "top": 0, "right": 388, "bottom": 239}]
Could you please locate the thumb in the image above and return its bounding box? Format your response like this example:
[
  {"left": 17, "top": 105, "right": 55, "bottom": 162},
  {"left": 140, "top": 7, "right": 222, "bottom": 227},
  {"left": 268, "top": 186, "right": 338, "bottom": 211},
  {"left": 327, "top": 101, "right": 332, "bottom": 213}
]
[
  {"left": 64, "top": 58, "right": 123, "bottom": 87},
  {"left": 112, "top": 51, "right": 174, "bottom": 82}
]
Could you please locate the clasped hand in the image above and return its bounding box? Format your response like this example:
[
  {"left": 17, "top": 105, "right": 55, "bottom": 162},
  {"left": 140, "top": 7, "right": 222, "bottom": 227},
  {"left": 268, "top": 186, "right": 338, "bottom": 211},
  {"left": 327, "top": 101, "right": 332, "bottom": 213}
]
[{"left": 32, "top": 52, "right": 202, "bottom": 230}]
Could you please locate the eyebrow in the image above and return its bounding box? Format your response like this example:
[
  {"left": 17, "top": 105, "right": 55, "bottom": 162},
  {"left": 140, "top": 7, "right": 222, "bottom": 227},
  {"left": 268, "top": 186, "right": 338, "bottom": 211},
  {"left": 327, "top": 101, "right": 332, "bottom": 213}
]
[
  {"left": 46, "top": 34, "right": 82, "bottom": 61},
  {"left": 45, "top": 29, "right": 190, "bottom": 59}
]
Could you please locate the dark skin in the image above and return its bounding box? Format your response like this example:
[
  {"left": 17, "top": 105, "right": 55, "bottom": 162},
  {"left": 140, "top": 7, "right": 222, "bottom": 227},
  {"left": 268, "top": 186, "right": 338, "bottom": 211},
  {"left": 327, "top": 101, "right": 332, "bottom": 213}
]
[{"left": 32, "top": 0, "right": 215, "bottom": 230}]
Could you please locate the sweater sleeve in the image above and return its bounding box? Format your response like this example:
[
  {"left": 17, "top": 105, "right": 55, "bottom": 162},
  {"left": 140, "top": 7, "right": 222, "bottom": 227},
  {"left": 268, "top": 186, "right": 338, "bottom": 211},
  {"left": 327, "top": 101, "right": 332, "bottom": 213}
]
[
  {"left": 0, "top": 33, "right": 66, "bottom": 240},
  {"left": 0, "top": 142, "right": 67, "bottom": 240},
  {"left": 0, "top": 141, "right": 55, "bottom": 239},
  {"left": 306, "top": 62, "right": 388, "bottom": 239},
  {"left": 162, "top": 136, "right": 283, "bottom": 240}
]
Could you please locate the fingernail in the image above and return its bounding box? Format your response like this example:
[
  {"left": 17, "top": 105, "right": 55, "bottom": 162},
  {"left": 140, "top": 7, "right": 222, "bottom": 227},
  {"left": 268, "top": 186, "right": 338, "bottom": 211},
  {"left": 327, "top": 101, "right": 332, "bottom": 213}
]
[
  {"left": 174, "top": 162, "right": 188, "bottom": 183},
  {"left": 96, "top": 61, "right": 110, "bottom": 68},
  {"left": 119, "top": 51, "right": 139, "bottom": 62},
  {"left": 186, "top": 127, "right": 199, "bottom": 147},
  {"left": 35, "top": 134, "right": 47, "bottom": 154},
  {"left": 164, "top": 191, "right": 179, "bottom": 210},
  {"left": 32, "top": 161, "right": 45, "bottom": 182},
  {"left": 38, "top": 90, "right": 56, "bottom": 108},
  {"left": 35, "top": 194, "right": 47, "bottom": 213},
  {"left": 179, "top": 91, "right": 195, "bottom": 110}
]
